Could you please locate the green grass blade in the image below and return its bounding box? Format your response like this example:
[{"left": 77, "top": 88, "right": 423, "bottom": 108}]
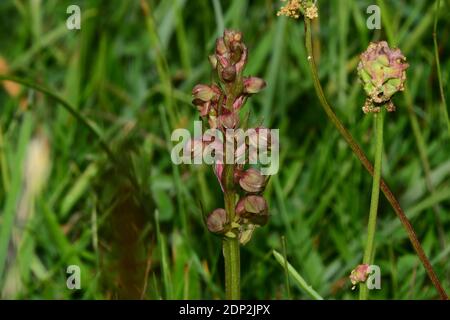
[{"left": 273, "top": 250, "right": 324, "bottom": 300}]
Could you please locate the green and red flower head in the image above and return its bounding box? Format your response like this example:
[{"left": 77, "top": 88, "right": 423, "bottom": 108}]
[{"left": 358, "top": 41, "right": 409, "bottom": 112}]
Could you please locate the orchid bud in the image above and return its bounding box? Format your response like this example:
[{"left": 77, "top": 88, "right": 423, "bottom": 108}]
[
  {"left": 232, "top": 95, "right": 246, "bottom": 111},
  {"left": 235, "top": 195, "right": 269, "bottom": 226},
  {"left": 349, "top": 264, "right": 370, "bottom": 290},
  {"left": 222, "top": 65, "right": 237, "bottom": 82},
  {"left": 192, "top": 100, "right": 211, "bottom": 117},
  {"left": 207, "top": 208, "right": 227, "bottom": 234},
  {"left": 358, "top": 41, "right": 409, "bottom": 105},
  {"left": 217, "top": 55, "right": 229, "bottom": 69},
  {"left": 224, "top": 30, "right": 242, "bottom": 49},
  {"left": 192, "top": 84, "right": 219, "bottom": 102},
  {"left": 223, "top": 30, "right": 234, "bottom": 48},
  {"left": 215, "top": 37, "right": 227, "bottom": 56},
  {"left": 235, "top": 46, "right": 248, "bottom": 73},
  {"left": 238, "top": 168, "right": 266, "bottom": 193},
  {"left": 244, "top": 77, "right": 266, "bottom": 94}
]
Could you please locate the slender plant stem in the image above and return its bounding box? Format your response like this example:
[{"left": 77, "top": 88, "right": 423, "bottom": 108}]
[
  {"left": 223, "top": 237, "right": 240, "bottom": 299},
  {"left": 360, "top": 111, "right": 384, "bottom": 300},
  {"left": 223, "top": 163, "right": 240, "bottom": 299},
  {"left": 303, "top": 18, "right": 448, "bottom": 299}
]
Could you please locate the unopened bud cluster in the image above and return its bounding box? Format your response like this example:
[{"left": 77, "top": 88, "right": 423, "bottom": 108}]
[
  {"left": 192, "top": 30, "right": 272, "bottom": 244},
  {"left": 349, "top": 264, "right": 370, "bottom": 290},
  {"left": 276, "top": 0, "right": 318, "bottom": 20},
  {"left": 358, "top": 41, "right": 409, "bottom": 114}
]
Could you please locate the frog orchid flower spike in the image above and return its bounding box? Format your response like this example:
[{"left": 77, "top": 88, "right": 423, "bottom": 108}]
[{"left": 191, "top": 29, "right": 273, "bottom": 299}]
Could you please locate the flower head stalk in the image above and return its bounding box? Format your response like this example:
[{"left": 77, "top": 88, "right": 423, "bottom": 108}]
[
  {"left": 274, "top": 2, "right": 448, "bottom": 300},
  {"left": 357, "top": 42, "right": 408, "bottom": 299}
]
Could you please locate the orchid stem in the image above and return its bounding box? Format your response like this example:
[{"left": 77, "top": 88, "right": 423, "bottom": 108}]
[{"left": 223, "top": 163, "right": 240, "bottom": 299}]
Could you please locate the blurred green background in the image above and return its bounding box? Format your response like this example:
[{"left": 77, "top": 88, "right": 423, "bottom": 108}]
[{"left": 0, "top": 0, "right": 449, "bottom": 299}]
